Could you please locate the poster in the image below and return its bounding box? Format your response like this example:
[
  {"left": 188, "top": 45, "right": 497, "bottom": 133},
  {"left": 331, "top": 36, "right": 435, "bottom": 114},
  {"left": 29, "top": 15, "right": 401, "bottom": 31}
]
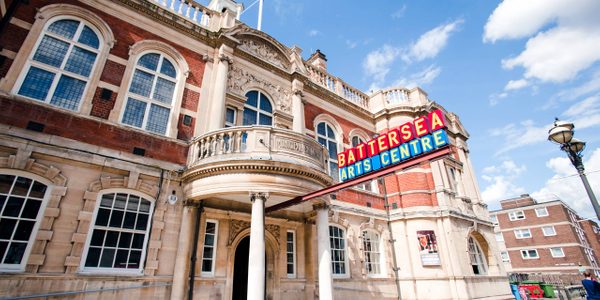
[{"left": 417, "top": 230, "right": 441, "bottom": 266}]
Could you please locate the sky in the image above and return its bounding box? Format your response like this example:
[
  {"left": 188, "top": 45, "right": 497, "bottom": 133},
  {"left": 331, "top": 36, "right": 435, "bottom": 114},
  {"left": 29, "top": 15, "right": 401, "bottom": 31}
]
[{"left": 200, "top": 0, "right": 600, "bottom": 219}]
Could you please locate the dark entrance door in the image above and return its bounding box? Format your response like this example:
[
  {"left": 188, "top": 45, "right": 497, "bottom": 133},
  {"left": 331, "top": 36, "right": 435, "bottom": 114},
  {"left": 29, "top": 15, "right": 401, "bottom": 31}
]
[{"left": 232, "top": 236, "right": 250, "bottom": 300}]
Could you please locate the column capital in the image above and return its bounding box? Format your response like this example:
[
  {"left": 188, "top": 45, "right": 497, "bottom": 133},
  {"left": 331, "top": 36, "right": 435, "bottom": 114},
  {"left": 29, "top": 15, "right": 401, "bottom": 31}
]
[
  {"left": 313, "top": 202, "right": 329, "bottom": 211},
  {"left": 202, "top": 54, "right": 214, "bottom": 63},
  {"left": 219, "top": 54, "right": 233, "bottom": 64},
  {"left": 293, "top": 88, "right": 303, "bottom": 97},
  {"left": 249, "top": 192, "right": 269, "bottom": 202}
]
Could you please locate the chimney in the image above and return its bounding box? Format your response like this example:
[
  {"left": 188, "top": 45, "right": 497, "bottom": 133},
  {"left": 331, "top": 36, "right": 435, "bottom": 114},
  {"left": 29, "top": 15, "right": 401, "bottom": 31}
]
[{"left": 307, "top": 49, "right": 327, "bottom": 70}]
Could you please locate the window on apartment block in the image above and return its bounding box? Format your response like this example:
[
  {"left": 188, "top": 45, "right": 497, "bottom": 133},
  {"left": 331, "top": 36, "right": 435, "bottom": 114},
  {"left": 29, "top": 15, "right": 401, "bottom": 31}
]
[
  {"left": 329, "top": 225, "right": 347, "bottom": 276},
  {"left": 468, "top": 237, "right": 487, "bottom": 275},
  {"left": 243, "top": 91, "right": 272, "bottom": 126},
  {"left": 286, "top": 230, "right": 295, "bottom": 277},
  {"left": 542, "top": 226, "right": 556, "bottom": 236},
  {"left": 317, "top": 122, "right": 339, "bottom": 181},
  {"left": 201, "top": 220, "right": 218, "bottom": 275},
  {"left": 82, "top": 192, "right": 153, "bottom": 273},
  {"left": 121, "top": 52, "right": 178, "bottom": 135},
  {"left": 490, "top": 215, "right": 498, "bottom": 225},
  {"left": 225, "top": 107, "right": 236, "bottom": 127},
  {"left": 362, "top": 230, "right": 381, "bottom": 275},
  {"left": 521, "top": 249, "right": 539, "bottom": 259},
  {"left": 550, "top": 247, "right": 565, "bottom": 258},
  {"left": 508, "top": 211, "right": 525, "bottom": 221},
  {"left": 0, "top": 174, "right": 49, "bottom": 271},
  {"left": 514, "top": 228, "right": 532, "bottom": 239},
  {"left": 500, "top": 251, "right": 510, "bottom": 262},
  {"left": 535, "top": 207, "right": 549, "bottom": 217},
  {"left": 16, "top": 18, "right": 101, "bottom": 111},
  {"left": 495, "top": 232, "right": 504, "bottom": 242}
]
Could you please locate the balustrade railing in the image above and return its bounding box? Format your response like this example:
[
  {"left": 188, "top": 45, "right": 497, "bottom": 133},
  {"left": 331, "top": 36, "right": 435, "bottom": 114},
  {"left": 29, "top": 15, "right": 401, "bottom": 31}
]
[
  {"left": 305, "top": 65, "right": 369, "bottom": 109},
  {"left": 383, "top": 88, "right": 410, "bottom": 104},
  {"left": 150, "top": 0, "right": 213, "bottom": 28},
  {"left": 188, "top": 127, "right": 328, "bottom": 172}
]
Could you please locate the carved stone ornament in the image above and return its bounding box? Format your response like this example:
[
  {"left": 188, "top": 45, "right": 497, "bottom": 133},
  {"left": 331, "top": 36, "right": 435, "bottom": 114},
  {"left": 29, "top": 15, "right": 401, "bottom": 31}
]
[
  {"left": 227, "top": 66, "right": 292, "bottom": 113},
  {"left": 227, "top": 219, "right": 281, "bottom": 245},
  {"left": 238, "top": 39, "right": 287, "bottom": 69}
]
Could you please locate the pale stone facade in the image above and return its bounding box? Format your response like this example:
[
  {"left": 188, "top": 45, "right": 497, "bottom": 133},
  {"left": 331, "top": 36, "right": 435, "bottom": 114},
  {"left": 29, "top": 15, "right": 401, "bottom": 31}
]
[{"left": 0, "top": 0, "right": 512, "bottom": 299}]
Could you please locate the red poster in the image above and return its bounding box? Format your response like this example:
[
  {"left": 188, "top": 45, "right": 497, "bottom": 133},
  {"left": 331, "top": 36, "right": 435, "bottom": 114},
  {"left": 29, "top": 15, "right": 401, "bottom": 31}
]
[{"left": 417, "top": 230, "right": 441, "bottom": 266}]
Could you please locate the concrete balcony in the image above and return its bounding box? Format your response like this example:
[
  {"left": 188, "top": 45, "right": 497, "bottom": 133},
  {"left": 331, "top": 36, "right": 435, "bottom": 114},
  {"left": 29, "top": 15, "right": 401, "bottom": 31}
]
[{"left": 182, "top": 126, "right": 332, "bottom": 210}]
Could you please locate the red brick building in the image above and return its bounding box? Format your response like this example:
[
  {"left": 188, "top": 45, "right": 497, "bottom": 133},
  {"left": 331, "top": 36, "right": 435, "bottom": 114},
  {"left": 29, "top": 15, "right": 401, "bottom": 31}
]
[
  {"left": 0, "top": 0, "right": 511, "bottom": 299},
  {"left": 491, "top": 194, "right": 600, "bottom": 275}
]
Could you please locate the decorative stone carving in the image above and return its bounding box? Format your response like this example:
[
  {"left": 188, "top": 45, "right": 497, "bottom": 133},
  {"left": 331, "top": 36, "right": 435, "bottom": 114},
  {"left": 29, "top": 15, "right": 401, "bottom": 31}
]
[
  {"left": 227, "top": 66, "right": 292, "bottom": 113},
  {"left": 229, "top": 219, "right": 250, "bottom": 245},
  {"left": 266, "top": 224, "right": 280, "bottom": 245},
  {"left": 239, "top": 39, "right": 286, "bottom": 69}
]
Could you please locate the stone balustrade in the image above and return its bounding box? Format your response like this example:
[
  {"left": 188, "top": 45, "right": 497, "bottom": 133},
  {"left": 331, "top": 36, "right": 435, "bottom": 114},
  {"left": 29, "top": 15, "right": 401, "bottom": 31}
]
[
  {"left": 187, "top": 126, "right": 329, "bottom": 172},
  {"left": 149, "top": 0, "right": 214, "bottom": 28},
  {"left": 383, "top": 88, "right": 410, "bottom": 104},
  {"left": 305, "top": 65, "right": 369, "bottom": 109}
]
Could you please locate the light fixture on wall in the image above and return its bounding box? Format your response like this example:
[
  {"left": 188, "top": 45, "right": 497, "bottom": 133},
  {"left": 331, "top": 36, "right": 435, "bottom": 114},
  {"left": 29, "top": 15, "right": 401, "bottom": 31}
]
[{"left": 167, "top": 190, "right": 178, "bottom": 205}]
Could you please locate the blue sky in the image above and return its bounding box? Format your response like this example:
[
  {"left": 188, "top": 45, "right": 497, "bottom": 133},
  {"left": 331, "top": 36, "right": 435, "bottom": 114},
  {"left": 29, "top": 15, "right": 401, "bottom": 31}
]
[{"left": 202, "top": 0, "right": 600, "bottom": 218}]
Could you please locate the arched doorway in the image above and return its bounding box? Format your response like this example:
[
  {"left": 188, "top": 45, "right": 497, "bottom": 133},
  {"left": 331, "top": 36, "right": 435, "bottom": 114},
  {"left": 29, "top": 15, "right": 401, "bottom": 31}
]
[{"left": 232, "top": 236, "right": 250, "bottom": 300}]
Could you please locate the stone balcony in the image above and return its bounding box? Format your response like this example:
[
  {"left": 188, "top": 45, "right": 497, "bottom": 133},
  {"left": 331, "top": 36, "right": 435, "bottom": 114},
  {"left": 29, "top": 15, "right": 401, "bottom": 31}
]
[{"left": 182, "top": 126, "right": 333, "bottom": 209}]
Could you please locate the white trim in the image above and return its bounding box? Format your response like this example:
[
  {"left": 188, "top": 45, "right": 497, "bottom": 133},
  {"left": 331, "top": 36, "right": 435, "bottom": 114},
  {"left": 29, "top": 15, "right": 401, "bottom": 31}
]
[
  {"left": 542, "top": 226, "right": 557, "bottom": 237},
  {"left": 286, "top": 230, "right": 296, "bottom": 278},
  {"left": 200, "top": 219, "right": 218, "bottom": 277},
  {"left": 329, "top": 224, "right": 350, "bottom": 278},
  {"left": 535, "top": 207, "right": 549, "bottom": 217},
  {"left": 500, "top": 251, "right": 510, "bottom": 262},
  {"left": 514, "top": 228, "right": 532, "bottom": 239},
  {"left": 361, "top": 229, "right": 383, "bottom": 277},
  {"left": 0, "top": 171, "right": 53, "bottom": 273},
  {"left": 79, "top": 189, "right": 155, "bottom": 275},
  {"left": 520, "top": 249, "right": 539, "bottom": 259},
  {"left": 508, "top": 210, "right": 525, "bottom": 221},
  {"left": 550, "top": 247, "right": 565, "bottom": 258},
  {"left": 242, "top": 90, "right": 273, "bottom": 126}
]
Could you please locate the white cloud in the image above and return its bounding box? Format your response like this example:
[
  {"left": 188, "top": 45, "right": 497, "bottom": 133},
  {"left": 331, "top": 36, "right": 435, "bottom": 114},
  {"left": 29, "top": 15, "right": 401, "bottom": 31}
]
[
  {"left": 392, "top": 65, "right": 441, "bottom": 89},
  {"left": 345, "top": 40, "right": 358, "bottom": 49},
  {"left": 481, "top": 160, "right": 528, "bottom": 203},
  {"left": 308, "top": 29, "right": 321, "bottom": 37},
  {"left": 362, "top": 44, "right": 402, "bottom": 83},
  {"left": 489, "top": 92, "right": 508, "bottom": 106},
  {"left": 484, "top": 0, "right": 600, "bottom": 83},
  {"left": 531, "top": 147, "right": 600, "bottom": 216},
  {"left": 504, "top": 79, "right": 529, "bottom": 91},
  {"left": 272, "top": 0, "right": 304, "bottom": 20},
  {"left": 489, "top": 120, "right": 550, "bottom": 155},
  {"left": 391, "top": 5, "right": 407, "bottom": 19},
  {"left": 406, "top": 19, "right": 464, "bottom": 62}
]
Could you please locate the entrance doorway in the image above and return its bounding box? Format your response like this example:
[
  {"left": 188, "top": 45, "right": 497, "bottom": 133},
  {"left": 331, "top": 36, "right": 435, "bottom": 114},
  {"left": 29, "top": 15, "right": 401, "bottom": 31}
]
[{"left": 232, "top": 236, "right": 250, "bottom": 300}]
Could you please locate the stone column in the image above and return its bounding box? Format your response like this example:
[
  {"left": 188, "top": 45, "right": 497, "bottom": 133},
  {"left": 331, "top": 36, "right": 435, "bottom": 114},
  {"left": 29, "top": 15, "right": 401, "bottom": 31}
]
[
  {"left": 315, "top": 204, "right": 333, "bottom": 300},
  {"left": 247, "top": 192, "right": 268, "bottom": 300},
  {"left": 207, "top": 44, "right": 233, "bottom": 132},
  {"left": 170, "top": 204, "right": 195, "bottom": 300},
  {"left": 292, "top": 79, "right": 305, "bottom": 133}
]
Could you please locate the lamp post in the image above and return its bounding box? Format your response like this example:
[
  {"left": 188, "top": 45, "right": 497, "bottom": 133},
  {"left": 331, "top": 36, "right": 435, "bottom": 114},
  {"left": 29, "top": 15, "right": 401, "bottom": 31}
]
[{"left": 548, "top": 118, "right": 600, "bottom": 220}]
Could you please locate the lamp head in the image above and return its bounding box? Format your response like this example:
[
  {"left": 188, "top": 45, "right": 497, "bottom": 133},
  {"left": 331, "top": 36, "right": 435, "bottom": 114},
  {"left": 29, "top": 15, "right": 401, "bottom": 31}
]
[{"left": 548, "top": 119, "right": 574, "bottom": 144}]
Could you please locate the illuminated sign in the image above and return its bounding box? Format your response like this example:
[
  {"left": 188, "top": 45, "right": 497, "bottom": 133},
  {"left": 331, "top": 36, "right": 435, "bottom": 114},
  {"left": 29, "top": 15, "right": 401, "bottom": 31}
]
[{"left": 337, "top": 109, "right": 448, "bottom": 182}]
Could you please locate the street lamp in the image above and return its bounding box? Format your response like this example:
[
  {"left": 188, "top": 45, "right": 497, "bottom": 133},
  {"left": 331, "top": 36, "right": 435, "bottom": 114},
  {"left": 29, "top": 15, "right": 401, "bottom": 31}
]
[{"left": 548, "top": 118, "right": 600, "bottom": 220}]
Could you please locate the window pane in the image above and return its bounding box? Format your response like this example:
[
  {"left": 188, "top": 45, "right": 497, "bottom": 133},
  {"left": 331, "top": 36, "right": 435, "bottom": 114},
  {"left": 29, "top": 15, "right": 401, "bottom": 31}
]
[
  {"left": 259, "top": 95, "right": 272, "bottom": 112},
  {"left": 85, "top": 247, "right": 101, "bottom": 267},
  {"left": 78, "top": 26, "right": 99, "bottom": 49},
  {"left": 160, "top": 59, "right": 176, "bottom": 78},
  {"left": 64, "top": 46, "right": 97, "bottom": 77},
  {"left": 146, "top": 104, "right": 170, "bottom": 135},
  {"left": 153, "top": 78, "right": 175, "bottom": 104},
  {"left": 114, "top": 194, "right": 127, "bottom": 209},
  {"left": 29, "top": 182, "right": 47, "bottom": 199},
  {"left": 114, "top": 249, "right": 129, "bottom": 268},
  {"left": 18, "top": 67, "right": 55, "bottom": 101},
  {"left": 328, "top": 141, "right": 337, "bottom": 158},
  {"left": 132, "top": 233, "right": 144, "bottom": 249},
  {"left": 33, "top": 36, "right": 69, "bottom": 67},
  {"left": 0, "top": 175, "right": 14, "bottom": 193},
  {"left": 127, "top": 196, "right": 140, "bottom": 211},
  {"left": 13, "top": 220, "right": 35, "bottom": 241},
  {"left": 243, "top": 108, "right": 257, "bottom": 125},
  {"left": 202, "top": 259, "right": 212, "bottom": 272},
  {"left": 99, "top": 248, "right": 115, "bottom": 267},
  {"left": 100, "top": 194, "right": 114, "bottom": 208},
  {"left": 137, "top": 53, "right": 160, "bottom": 71},
  {"left": 245, "top": 91, "right": 258, "bottom": 107},
  {"left": 128, "top": 250, "right": 141, "bottom": 268},
  {"left": 122, "top": 98, "right": 147, "bottom": 128},
  {"left": 0, "top": 218, "right": 17, "bottom": 239},
  {"left": 259, "top": 114, "right": 272, "bottom": 126},
  {"left": 4, "top": 197, "right": 24, "bottom": 217},
  {"left": 0, "top": 242, "right": 7, "bottom": 264},
  {"left": 47, "top": 20, "right": 79, "bottom": 39},
  {"left": 123, "top": 212, "right": 136, "bottom": 229},
  {"left": 139, "top": 200, "right": 151, "bottom": 213},
  {"left": 119, "top": 232, "right": 132, "bottom": 248},
  {"left": 50, "top": 75, "right": 86, "bottom": 110},
  {"left": 105, "top": 231, "right": 118, "bottom": 247},
  {"left": 129, "top": 69, "right": 154, "bottom": 97},
  {"left": 95, "top": 208, "right": 110, "bottom": 226},
  {"left": 4, "top": 242, "right": 27, "bottom": 264},
  {"left": 109, "top": 210, "right": 124, "bottom": 228},
  {"left": 225, "top": 108, "right": 235, "bottom": 124},
  {"left": 317, "top": 123, "right": 325, "bottom": 135},
  {"left": 206, "top": 222, "right": 216, "bottom": 234},
  {"left": 90, "top": 230, "right": 105, "bottom": 246},
  {"left": 135, "top": 213, "right": 148, "bottom": 230},
  {"left": 326, "top": 125, "right": 334, "bottom": 138},
  {"left": 12, "top": 177, "right": 31, "bottom": 196}
]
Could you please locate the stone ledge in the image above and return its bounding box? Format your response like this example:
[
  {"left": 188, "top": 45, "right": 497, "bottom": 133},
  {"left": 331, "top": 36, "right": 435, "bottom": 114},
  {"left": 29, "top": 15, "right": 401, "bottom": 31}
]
[
  {"left": 64, "top": 256, "right": 81, "bottom": 267},
  {"left": 27, "top": 254, "right": 45, "bottom": 265},
  {"left": 71, "top": 233, "right": 88, "bottom": 244},
  {"left": 36, "top": 230, "right": 53, "bottom": 241},
  {"left": 77, "top": 211, "right": 93, "bottom": 221},
  {"left": 44, "top": 207, "right": 60, "bottom": 218}
]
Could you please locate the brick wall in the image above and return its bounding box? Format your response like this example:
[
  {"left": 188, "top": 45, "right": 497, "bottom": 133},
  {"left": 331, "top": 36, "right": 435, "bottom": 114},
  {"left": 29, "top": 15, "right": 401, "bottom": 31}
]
[{"left": 90, "top": 87, "right": 117, "bottom": 119}]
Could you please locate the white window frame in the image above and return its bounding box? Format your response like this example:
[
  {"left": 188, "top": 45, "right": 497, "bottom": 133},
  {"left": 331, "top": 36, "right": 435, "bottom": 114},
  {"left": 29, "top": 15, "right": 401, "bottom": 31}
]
[
  {"left": 508, "top": 211, "right": 525, "bottom": 221},
  {"left": 118, "top": 51, "right": 179, "bottom": 136},
  {"left": 225, "top": 106, "right": 237, "bottom": 128},
  {"left": 490, "top": 215, "right": 498, "bottom": 225},
  {"left": 542, "top": 226, "right": 556, "bottom": 236},
  {"left": 12, "top": 16, "right": 102, "bottom": 112},
  {"left": 514, "top": 228, "right": 532, "bottom": 239},
  {"left": 500, "top": 251, "right": 510, "bottom": 262},
  {"left": 521, "top": 249, "right": 539, "bottom": 259},
  {"left": 550, "top": 247, "right": 565, "bottom": 258},
  {"left": 200, "top": 219, "right": 218, "bottom": 276},
  {"left": 242, "top": 90, "right": 273, "bottom": 126},
  {"left": 316, "top": 122, "right": 340, "bottom": 181},
  {"left": 362, "top": 230, "right": 382, "bottom": 276},
  {"left": 468, "top": 236, "right": 488, "bottom": 275},
  {"left": 495, "top": 232, "right": 504, "bottom": 242},
  {"left": 80, "top": 190, "right": 154, "bottom": 275},
  {"left": 535, "top": 207, "right": 549, "bottom": 217},
  {"left": 329, "top": 225, "right": 349, "bottom": 278},
  {"left": 286, "top": 230, "right": 296, "bottom": 278},
  {"left": 0, "top": 172, "right": 52, "bottom": 272}
]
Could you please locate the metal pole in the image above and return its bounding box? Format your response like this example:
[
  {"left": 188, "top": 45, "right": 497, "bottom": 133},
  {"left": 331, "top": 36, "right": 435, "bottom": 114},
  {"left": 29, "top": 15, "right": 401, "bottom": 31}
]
[
  {"left": 257, "top": 0, "right": 263, "bottom": 30},
  {"left": 568, "top": 150, "right": 600, "bottom": 221},
  {"left": 380, "top": 176, "right": 402, "bottom": 299},
  {"left": 188, "top": 202, "right": 203, "bottom": 300}
]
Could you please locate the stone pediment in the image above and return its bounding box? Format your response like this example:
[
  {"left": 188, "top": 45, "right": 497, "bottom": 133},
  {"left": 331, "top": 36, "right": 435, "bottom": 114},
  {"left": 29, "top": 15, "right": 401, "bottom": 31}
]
[{"left": 225, "top": 25, "right": 291, "bottom": 70}]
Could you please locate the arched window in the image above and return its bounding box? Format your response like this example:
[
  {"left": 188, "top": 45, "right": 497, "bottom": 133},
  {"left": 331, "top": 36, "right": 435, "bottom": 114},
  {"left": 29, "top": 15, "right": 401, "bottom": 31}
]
[
  {"left": 16, "top": 18, "right": 101, "bottom": 111},
  {"left": 121, "top": 52, "right": 178, "bottom": 135},
  {"left": 0, "top": 174, "right": 49, "bottom": 271},
  {"left": 329, "top": 225, "right": 347, "bottom": 276},
  {"left": 468, "top": 236, "right": 488, "bottom": 275},
  {"left": 82, "top": 191, "right": 154, "bottom": 273},
  {"left": 362, "top": 230, "right": 381, "bottom": 275},
  {"left": 242, "top": 91, "right": 273, "bottom": 126},
  {"left": 350, "top": 134, "right": 378, "bottom": 192},
  {"left": 317, "top": 122, "right": 339, "bottom": 181}
]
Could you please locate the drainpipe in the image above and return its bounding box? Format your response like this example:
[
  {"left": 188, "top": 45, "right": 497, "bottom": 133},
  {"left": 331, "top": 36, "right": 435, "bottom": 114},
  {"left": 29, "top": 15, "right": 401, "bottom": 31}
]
[
  {"left": 188, "top": 201, "right": 203, "bottom": 300},
  {"left": 380, "top": 176, "right": 402, "bottom": 299}
]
